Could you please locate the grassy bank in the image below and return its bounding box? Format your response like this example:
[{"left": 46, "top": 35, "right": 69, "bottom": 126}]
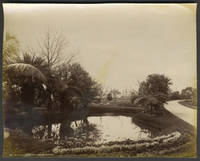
[
  {"left": 178, "top": 100, "right": 196, "bottom": 109},
  {"left": 131, "top": 108, "right": 196, "bottom": 157},
  {"left": 3, "top": 129, "right": 55, "bottom": 157}
]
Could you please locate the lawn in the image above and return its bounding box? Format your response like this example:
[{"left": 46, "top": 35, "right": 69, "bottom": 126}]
[{"left": 178, "top": 100, "right": 196, "bottom": 109}]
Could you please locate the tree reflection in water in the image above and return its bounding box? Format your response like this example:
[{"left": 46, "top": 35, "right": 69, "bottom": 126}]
[
  {"left": 32, "top": 118, "right": 101, "bottom": 144},
  {"left": 131, "top": 116, "right": 159, "bottom": 138}
]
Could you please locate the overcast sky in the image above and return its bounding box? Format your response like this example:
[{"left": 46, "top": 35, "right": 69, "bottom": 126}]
[{"left": 3, "top": 3, "right": 197, "bottom": 92}]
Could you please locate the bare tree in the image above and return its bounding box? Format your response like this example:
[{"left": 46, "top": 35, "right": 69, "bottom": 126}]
[{"left": 37, "top": 31, "right": 69, "bottom": 69}]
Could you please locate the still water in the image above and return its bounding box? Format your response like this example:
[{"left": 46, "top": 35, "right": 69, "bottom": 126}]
[
  {"left": 88, "top": 116, "right": 150, "bottom": 142},
  {"left": 32, "top": 116, "right": 151, "bottom": 144}
]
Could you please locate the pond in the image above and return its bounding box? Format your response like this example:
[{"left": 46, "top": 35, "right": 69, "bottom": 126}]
[{"left": 32, "top": 116, "right": 152, "bottom": 145}]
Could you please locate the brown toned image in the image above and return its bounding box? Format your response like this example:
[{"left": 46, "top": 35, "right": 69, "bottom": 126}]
[{"left": 2, "top": 3, "right": 197, "bottom": 157}]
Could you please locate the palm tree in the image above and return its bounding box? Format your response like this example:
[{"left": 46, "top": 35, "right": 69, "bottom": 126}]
[
  {"left": 8, "top": 52, "right": 49, "bottom": 76},
  {"left": 5, "top": 53, "right": 48, "bottom": 107},
  {"left": 6, "top": 63, "right": 47, "bottom": 83}
]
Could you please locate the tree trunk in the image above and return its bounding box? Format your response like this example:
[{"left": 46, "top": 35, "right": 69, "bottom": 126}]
[{"left": 48, "top": 124, "right": 52, "bottom": 138}]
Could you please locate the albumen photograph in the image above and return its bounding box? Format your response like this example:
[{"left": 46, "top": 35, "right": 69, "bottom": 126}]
[{"left": 2, "top": 3, "right": 197, "bottom": 157}]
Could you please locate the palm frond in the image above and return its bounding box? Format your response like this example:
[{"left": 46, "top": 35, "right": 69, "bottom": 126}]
[
  {"left": 9, "top": 53, "right": 49, "bottom": 74},
  {"left": 6, "top": 63, "right": 47, "bottom": 82}
]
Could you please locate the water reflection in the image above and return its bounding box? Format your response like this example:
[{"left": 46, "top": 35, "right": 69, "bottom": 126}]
[
  {"left": 32, "top": 116, "right": 151, "bottom": 144},
  {"left": 88, "top": 116, "right": 150, "bottom": 142},
  {"left": 131, "top": 116, "right": 160, "bottom": 137}
]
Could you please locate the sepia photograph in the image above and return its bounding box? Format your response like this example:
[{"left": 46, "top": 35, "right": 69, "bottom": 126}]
[{"left": 2, "top": 3, "right": 197, "bottom": 157}]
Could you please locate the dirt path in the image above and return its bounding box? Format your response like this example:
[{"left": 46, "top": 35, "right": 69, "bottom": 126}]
[{"left": 165, "top": 100, "right": 196, "bottom": 127}]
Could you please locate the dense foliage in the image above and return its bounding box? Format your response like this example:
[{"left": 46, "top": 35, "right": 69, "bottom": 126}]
[
  {"left": 3, "top": 33, "right": 101, "bottom": 115},
  {"left": 138, "top": 74, "right": 172, "bottom": 97},
  {"left": 135, "top": 74, "right": 173, "bottom": 115}
]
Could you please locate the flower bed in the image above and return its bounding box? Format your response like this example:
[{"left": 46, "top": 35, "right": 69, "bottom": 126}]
[{"left": 52, "top": 131, "right": 183, "bottom": 155}]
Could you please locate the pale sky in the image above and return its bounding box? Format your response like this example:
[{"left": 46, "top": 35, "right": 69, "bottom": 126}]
[{"left": 3, "top": 3, "right": 197, "bottom": 92}]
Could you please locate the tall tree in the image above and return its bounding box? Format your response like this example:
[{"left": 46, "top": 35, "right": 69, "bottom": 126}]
[
  {"left": 137, "top": 74, "right": 172, "bottom": 115},
  {"left": 3, "top": 32, "right": 19, "bottom": 66},
  {"left": 37, "top": 31, "right": 72, "bottom": 69},
  {"left": 56, "top": 63, "right": 101, "bottom": 105},
  {"left": 181, "top": 87, "right": 193, "bottom": 99},
  {"left": 138, "top": 74, "right": 172, "bottom": 97}
]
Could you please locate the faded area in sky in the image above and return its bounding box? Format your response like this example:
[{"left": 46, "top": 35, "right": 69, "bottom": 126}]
[{"left": 3, "top": 3, "right": 197, "bottom": 92}]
